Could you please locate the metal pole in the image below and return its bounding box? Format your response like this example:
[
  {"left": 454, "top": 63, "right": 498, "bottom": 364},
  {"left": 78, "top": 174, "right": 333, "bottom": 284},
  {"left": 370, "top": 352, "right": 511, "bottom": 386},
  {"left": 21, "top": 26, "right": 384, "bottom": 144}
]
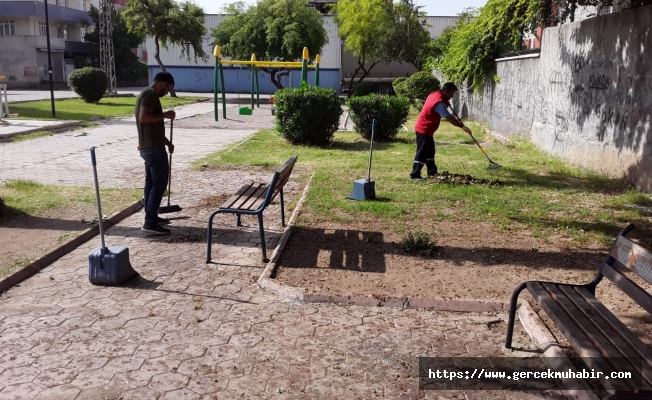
[
  {"left": 367, "top": 119, "right": 376, "bottom": 182},
  {"left": 44, "top": 0, "right": 56, "bottom": 118},
  {"left": 220, "top": 64, "right": 226, "bottom": 119},
  {"left": 213, "top": 46, "right": 220, "bottom": 121},
  {"left": 90, "top": 147, "right": 106, "bottom": 250},
  {"left": 255, "top": 67, "right": 259, "bottom": 107},
  {"left": 250, "top": 64, "right": 255, "bottom": 109}
]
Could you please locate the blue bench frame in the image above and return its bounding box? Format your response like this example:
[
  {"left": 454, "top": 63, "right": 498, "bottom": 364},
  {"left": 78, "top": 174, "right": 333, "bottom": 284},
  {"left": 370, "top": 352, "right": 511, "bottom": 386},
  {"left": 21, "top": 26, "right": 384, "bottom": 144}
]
[
  {"left": 206, "top": 155, "right": 298, "bottom": 263},
  {"left": 505, "top": 224, "right": 652, "bottom": 396}
]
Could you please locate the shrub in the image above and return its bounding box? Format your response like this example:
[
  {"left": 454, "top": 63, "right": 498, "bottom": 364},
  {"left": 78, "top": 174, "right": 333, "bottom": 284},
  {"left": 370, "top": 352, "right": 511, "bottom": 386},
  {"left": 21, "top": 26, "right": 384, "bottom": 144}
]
[
  {"left": 68, "top": 67, "right": 108, "bottom": 103},
  {"left": 404, "top": 71, "right": 440, "bottom": 103},
  {"left": 274, "top": 86, "right": 342, "bottom": 146},
  {"left": 0, "top": 197, "right": 4, "bottom": 218},
  {"left": 396, "top": 231, "right": 436, "bottom": 254},
  {"left": 392, "top": 77, "right": 409, "bottom": 98},
  {"left": 346, "top": 94, "right": 410, "bottom": 142},
  {"left": 352, "top": 81, "right": 376, "bottom": 97}
]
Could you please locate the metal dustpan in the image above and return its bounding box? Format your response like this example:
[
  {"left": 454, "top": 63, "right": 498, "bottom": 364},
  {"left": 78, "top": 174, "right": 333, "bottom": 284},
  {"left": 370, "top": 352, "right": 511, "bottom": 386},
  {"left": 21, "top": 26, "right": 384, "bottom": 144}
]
[{"left": 347, "top": 119, "right": 377, "bottom": 200}]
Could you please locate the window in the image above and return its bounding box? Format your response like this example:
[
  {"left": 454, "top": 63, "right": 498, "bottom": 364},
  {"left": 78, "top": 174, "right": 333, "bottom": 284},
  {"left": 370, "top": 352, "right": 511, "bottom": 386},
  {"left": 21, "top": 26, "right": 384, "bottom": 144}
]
[
  {"left": 80, "top": 0, "right": 86, "bottom": 11},
  {"left": 0, "top": 21, "right": 16, "bottom": 36},
  {"left": 38, "top": 22, "right": 47, "bottom": 37},
  {"left": 63, "top": 24, "right": 67, "bottom": 40},
  {"left": 80, "top": 26, "right": 86, "bottom": 42},
  {"left": 57, "top": 0, "right": 68, "bottom": 7},
  {"left": 57, "top": 24, "right": 62, "bottom": 38}
]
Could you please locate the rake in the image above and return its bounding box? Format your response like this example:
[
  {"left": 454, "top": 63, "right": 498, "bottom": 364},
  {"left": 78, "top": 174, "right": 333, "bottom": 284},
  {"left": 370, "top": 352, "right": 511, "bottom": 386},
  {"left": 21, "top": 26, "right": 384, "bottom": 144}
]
[{"left": 448, "top": 106, "right": 502, "bottom": 170}]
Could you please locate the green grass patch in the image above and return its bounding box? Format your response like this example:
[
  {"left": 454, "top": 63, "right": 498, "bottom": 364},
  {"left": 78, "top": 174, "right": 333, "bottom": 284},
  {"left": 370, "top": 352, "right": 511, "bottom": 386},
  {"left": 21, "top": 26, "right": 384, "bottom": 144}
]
[
  {"left": 0, "top": 179, "right": 141, "bottom": 217},
  {"left": 9, "top": 96, "right": 205, "bottom": 121},
  {"left": 195, "top": 116, "right": 652, "bottom": 248}
]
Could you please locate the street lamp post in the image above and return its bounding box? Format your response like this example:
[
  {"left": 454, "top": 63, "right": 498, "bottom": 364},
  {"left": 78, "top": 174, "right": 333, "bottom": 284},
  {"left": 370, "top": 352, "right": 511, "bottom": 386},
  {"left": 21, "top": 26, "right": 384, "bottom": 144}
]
[{"left": 44, "top": 0, "right": 56, "bottom": 118}]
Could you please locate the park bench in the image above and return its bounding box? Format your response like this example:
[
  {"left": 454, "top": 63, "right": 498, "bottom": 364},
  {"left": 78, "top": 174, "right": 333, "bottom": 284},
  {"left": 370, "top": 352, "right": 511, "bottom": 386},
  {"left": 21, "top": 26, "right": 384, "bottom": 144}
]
[
  {"left": 505, "top": 224, "right": 652, "bottom": 398},
  {"left": 205, "top": 155, "right": 298, "bottom": 263}
]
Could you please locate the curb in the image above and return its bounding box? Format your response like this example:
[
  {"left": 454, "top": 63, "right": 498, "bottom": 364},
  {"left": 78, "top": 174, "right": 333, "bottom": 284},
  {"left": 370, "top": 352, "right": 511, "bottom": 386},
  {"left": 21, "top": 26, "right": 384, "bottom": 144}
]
[
  {"left": 0, "top": 121, "right": 80, "bottom": 141},
  {"left": 0, "top": 198, "right": 144, "bottom": 293},
  {"left": 257, "top": 173, "right": 508, "bottom": 313},
  {"left": 515, "top": 301, "right": 599, "bottom": 400}
]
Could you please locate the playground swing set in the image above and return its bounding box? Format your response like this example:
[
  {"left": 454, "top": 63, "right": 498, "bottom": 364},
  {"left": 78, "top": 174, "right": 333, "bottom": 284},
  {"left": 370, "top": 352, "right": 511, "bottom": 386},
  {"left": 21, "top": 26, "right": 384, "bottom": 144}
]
[{"left": 212, "top": 46, "right": 321, "bottom": 120}]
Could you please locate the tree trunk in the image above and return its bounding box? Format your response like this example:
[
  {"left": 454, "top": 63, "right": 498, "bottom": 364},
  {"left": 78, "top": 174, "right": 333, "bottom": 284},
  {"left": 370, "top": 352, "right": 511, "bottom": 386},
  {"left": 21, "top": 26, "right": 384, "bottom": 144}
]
[
  {"left": 261, "top": 68, "right": 291, "bottom": 90},
  {"left": 154, "top": 35, "right": 177, "bottom": 97},
  {"left": 346, "top": 58, "right": 378, "bottom": 98}
]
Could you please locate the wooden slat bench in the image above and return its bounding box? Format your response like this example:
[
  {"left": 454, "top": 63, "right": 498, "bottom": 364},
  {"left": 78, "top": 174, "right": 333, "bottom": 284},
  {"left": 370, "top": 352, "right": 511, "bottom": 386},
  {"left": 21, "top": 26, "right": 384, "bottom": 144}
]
[
  {"left": 206, "top": 155, "right": 298, "bottom": 263},
  {"left": 505, "top": 224, "right": 652, "bottom": 397}
]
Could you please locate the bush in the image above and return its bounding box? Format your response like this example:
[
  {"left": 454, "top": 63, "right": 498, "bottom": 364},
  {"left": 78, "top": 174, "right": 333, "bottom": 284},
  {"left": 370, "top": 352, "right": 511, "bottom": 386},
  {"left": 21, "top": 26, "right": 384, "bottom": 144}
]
[
  {"left": 275, "top": 86, "right": 342, "bottom": 146},
  {"left": 352, "top": 81, "right": 376, "bottom": 97},
  {"left": 404, "top": 71, "right": 440, "bottom": 103},
  {"left": 346, "top": 94, "right": 410, "bottom": 142},
  {"left": 392, "top": 77, "right": 409, "bottom": 98},
  {"left": 68, "top": 67, "right": 108, "bottom": 103}
]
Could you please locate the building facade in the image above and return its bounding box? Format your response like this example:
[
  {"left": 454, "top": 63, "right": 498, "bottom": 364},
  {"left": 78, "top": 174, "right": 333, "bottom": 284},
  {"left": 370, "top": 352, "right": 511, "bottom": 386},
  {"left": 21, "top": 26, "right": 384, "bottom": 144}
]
[{"left": 0, "top": 0, "right": 98, "bottom": 88}]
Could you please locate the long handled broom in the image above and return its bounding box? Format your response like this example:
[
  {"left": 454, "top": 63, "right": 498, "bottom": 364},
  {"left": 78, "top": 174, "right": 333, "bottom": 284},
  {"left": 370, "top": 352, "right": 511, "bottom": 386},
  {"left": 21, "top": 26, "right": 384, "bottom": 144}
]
[
  {"left": 159, "top": 120, "right": 182, "bottom": 214},
  {"left": 448, "top": 106, "right": 502, "bottom": 170}
]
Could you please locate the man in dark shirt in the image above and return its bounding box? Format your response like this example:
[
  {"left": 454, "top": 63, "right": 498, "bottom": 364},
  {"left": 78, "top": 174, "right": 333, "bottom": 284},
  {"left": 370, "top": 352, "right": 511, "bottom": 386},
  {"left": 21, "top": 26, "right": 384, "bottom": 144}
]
[{"left": 135, "top": 72, "right": 176, "bottom": 235}]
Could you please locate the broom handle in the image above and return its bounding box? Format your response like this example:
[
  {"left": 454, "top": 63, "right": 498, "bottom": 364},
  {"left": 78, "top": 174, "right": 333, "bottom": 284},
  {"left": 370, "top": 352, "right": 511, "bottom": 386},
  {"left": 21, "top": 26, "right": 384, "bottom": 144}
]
[
  {"left": 448, "top": 105, "right": 490, "bottom": 158},
  {"left": 90, "top": 147, "right": 106, "bottom": 250},
  {"left": 166, "top": 120, "right": 173, "bottom": 207},
  {"left": 367, "top": 119, "right": 375, "bottom": 182}
]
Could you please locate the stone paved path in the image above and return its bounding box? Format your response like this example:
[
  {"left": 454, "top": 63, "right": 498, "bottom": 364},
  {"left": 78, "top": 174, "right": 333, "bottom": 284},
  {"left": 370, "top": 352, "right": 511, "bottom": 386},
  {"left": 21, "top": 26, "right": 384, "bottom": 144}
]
[{"left": 0, "top": 105, "right": 567, "bottom": 399}]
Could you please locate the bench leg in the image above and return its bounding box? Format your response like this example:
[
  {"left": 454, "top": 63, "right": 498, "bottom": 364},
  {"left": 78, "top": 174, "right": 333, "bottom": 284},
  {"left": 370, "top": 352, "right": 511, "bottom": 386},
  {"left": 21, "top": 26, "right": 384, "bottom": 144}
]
[
  {"left": 236, "top": 214, "right": 242, "bottom": 227},
  {"left": 505, "top": 282, "right": 528, "bottom": 349},
  {"left": 206, "top": 210, "right": 224, "bottom": 263},
  {"left": 280, "top": 189, "right": 286, "bottom": 227},
  {"left": 257, "top": 213, "right": 267, "bottom": 260}
]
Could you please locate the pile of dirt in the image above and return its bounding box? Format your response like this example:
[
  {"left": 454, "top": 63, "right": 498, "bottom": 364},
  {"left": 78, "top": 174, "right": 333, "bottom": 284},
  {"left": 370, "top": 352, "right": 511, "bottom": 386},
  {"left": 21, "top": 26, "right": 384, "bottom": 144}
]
[
  {"left": 188, "top": 194, "right": 231, "bottom": 210},
  {"left": 430, "top": 171, "right": 502, "bottom": 187},
  {"left": 163, "top": 231, "right": 205, "bottom": 243}
]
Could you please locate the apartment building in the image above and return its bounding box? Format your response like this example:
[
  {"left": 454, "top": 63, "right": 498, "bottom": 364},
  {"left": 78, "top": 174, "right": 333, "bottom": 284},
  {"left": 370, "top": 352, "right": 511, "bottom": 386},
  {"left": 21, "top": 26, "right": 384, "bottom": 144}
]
[{"left": 0, "top": 0, "right": 96, "bottom": 88}]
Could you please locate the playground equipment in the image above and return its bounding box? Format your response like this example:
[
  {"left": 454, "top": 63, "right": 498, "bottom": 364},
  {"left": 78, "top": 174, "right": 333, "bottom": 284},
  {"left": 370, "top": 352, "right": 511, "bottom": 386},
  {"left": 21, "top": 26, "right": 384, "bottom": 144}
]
[{"left": 212, "top": 46, "right": 321, "bottom": 121}]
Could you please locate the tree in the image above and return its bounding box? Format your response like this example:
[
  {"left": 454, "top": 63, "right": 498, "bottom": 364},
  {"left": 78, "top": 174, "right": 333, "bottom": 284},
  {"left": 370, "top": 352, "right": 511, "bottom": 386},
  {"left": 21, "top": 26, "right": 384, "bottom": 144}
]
[
  {"left": 124, "top": 0, "right": 207, "bottom": 97},
  {"left": 382, "top": 0, "right": 431, "bottom": 71},
  {"left": 332, "top": 0, "right": 392, "bottom": 97},
  {"left": 212, "top": 0, "right": 327, "bottom": 90},
  {"left": 428, "top": 0, "right": 652, "bottom": 92},
  {"left": 80, "top": 5, "right": 147, "bottom": 82}
]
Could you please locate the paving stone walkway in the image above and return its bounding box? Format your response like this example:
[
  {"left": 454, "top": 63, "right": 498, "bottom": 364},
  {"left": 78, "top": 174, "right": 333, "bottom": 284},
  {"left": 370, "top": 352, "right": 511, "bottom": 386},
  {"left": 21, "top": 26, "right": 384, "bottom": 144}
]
[{"left": 0, "top": 105, "right": 566, "bottom": 399}]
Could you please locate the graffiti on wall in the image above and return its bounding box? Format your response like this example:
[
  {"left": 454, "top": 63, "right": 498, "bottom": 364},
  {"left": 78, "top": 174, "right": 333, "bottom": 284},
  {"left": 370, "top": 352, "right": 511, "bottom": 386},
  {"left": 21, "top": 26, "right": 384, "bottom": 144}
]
[{"left": 23, "top": 67, "right": 38, "bottom": 78}]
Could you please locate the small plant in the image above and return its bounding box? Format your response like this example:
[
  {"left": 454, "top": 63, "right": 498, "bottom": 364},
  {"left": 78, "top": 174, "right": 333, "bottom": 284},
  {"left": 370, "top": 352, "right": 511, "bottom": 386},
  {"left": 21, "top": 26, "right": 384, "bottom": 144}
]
[
  {"left": 275, "top": 86, "right": 343, "bottom": 146},
  {"left": 68, "top": 67, "right": 108, "bottom": 103},
  {"left": 396, "top": 232, "right": 436, "bottom": 254},
  {"left": 346, "top": 94, "right": 410, "bottom": 141}
]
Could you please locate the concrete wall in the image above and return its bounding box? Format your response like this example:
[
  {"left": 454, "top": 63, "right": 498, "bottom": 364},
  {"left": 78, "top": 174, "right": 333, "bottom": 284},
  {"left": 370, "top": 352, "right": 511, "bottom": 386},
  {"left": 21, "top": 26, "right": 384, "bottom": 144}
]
[
  {"left": 0, "top": 36, "right": 41, "bottom": 88},
  {"left": 457, "top": 5, "right": 652, "bottom": 191}
]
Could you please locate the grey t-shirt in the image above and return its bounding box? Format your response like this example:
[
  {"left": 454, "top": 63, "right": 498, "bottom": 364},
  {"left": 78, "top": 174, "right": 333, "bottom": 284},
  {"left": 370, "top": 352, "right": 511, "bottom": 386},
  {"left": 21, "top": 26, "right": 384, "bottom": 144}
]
[{"left": 135, "top": 86, "right": 166, "bottom": 149}]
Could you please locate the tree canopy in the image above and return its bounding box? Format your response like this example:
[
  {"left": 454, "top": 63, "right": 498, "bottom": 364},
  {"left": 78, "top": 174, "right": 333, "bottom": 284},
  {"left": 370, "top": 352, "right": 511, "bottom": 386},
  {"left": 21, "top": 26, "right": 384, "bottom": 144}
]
[
  {"left": 332, "top": 0, "right": 430, "bottom": 95},
  {"left": 212, "top": 0, "right": 327, "bottom": 89},
  {"left": 124, "top": 0, "right": 207, "bottom": 95},
  {"left": 427, "top": 0, "right": 652, "bottom": 93},
  {"left": 80, "top": 5, "right": 147, "bottom": 82}
]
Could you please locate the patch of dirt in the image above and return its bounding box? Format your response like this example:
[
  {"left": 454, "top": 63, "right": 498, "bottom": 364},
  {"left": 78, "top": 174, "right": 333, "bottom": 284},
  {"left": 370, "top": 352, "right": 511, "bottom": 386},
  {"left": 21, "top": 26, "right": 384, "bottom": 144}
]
[
  {"left": 273, "top": 219, "right": 652, "bottom": 348},
  {"left": 187, "top": 194, "right": 231, "bottom": 210},
  {"left": 0, "top": 205, "right": 97, "bottom": 277},
  {"left": 429, "top": 171, "right": 502, "bottom": 186}
]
